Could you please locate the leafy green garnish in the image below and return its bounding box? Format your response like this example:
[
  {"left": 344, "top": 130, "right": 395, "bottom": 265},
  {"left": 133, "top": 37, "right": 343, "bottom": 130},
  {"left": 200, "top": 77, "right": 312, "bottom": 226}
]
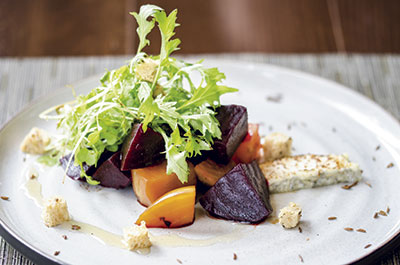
[
  {"left": 40, "top": 5, "right": 237, "bottom": 184},
  {"left": 130, "top": 5, "right": 161, "bottom": 54},
  {"left": 37, "top": 149, "right": 62, "bottom": 166}
]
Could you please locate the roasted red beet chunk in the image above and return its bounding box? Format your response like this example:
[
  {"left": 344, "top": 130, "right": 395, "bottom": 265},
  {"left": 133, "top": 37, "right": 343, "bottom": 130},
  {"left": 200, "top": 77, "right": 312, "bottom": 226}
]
[
  {"left": 92, "top": 152, "right": 131, "bottom": 189},
  {"left": 200, "top": 161, "right": 273, "bottom": 223},
  {"left": 120, "top": 124, "right": 165, "bottom": 171},
  {"left": 210, "top": 105, "right": 248, "bottom": 164}
]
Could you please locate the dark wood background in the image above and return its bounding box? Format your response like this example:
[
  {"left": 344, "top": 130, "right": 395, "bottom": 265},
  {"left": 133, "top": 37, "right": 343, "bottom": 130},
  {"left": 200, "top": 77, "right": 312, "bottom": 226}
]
[{"left": 1, "top": 0, "right": 399, "bottom": 56}]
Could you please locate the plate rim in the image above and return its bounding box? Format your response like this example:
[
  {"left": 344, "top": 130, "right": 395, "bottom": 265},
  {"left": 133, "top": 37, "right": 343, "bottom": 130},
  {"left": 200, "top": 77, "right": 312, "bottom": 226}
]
[{"left": 0, "top": 58, "right": 399, "bottom": 265}]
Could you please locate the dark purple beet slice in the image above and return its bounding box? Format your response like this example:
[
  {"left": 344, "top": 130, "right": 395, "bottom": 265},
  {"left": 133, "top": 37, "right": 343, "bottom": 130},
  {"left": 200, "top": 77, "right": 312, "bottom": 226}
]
[
  {"left": 60, "top": 153, "right": 96, "bottom": 181},
  {"left": 92, "top": 152, "right": 131, "bottom": 189},
  {"left": 120, "top": 124, "right": 165, "bottom": 171},
  {"left": 210, "top": 105, "right": 248, "bottom": 164},
  {"left": 60, "top": 152, "right": 112, "bottom": 181},
  {"left": 199, "top": 161, "right": 273, "bottom": 223}
]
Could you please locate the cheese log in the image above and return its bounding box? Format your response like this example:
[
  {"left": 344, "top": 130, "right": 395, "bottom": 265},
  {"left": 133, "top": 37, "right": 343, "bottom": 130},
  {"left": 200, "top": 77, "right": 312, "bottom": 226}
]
[{"left": 260, "top": 154, "right": 362, "bottom": 193}]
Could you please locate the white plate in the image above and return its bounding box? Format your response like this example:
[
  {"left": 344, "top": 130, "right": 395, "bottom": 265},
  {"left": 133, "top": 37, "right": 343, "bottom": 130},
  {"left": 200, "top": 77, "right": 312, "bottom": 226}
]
[{"left": 0, "top": 60, "right": 400, "bottom": 265}]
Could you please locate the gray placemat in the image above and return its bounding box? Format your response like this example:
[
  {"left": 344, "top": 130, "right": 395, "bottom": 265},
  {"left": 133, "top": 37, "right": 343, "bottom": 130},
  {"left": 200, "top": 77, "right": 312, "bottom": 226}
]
[{"left": 0, "top": 54, "right": 399, "bottom": 265}]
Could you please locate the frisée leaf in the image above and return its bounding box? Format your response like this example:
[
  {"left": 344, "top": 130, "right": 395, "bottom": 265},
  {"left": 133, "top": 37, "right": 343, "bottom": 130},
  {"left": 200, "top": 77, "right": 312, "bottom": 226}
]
[{"left": 131, "top": 5, "right": 162, "bottom": 53}]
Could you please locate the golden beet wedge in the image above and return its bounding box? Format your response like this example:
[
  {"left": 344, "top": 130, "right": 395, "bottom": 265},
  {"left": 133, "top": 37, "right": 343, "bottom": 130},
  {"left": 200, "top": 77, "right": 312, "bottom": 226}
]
[
  {"left": 194, "top": 159, "right": 236, "bottom": 187},
  {"left": 132, "top": 161, "right": 196, "bottom": 207},
  {"left": 135, "top": 186, "right": 196, "bottom": 228}
]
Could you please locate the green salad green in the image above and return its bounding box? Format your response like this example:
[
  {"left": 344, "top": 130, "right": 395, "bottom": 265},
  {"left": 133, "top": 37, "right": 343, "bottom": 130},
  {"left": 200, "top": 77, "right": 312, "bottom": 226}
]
[{"left": 40, "top": 5, "right": 237, "bottom": 184}]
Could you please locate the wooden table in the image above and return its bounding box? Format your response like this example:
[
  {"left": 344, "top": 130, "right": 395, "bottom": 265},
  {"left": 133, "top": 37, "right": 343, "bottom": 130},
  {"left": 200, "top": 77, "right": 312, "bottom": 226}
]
[
  {"left": 2, "top": 0, "right": 400, "bottom": 56},
  {"left": 0, "top": 54, "right": 399, "bottom": 264}
]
